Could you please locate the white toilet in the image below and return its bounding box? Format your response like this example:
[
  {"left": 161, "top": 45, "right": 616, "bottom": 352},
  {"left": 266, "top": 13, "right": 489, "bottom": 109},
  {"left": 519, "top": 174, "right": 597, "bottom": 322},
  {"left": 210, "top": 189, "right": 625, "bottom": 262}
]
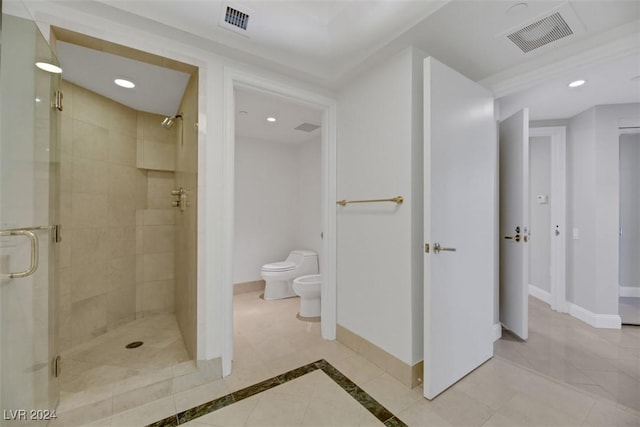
[
  {"left": 293, "top": 274, "right": 322, "bottom": 318},
  {"left": 261, "top": 250, "right": 318, "bottom": 300}
]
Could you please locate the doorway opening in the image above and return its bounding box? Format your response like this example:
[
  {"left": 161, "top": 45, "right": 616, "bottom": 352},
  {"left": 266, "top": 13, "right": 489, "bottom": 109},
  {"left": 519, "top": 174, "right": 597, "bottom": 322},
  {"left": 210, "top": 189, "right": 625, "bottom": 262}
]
[
  {"left": 528, "top": 127, "right": 567, "bottom": 313},
  {"left": 222, "top": 71, "right": 337, "bottom": 377},
  {"left": 619, "top": 129, "right": 640, "bottom": 325},
  {"left": 230, "top": 86, "right": 324, "bottom": 385}
]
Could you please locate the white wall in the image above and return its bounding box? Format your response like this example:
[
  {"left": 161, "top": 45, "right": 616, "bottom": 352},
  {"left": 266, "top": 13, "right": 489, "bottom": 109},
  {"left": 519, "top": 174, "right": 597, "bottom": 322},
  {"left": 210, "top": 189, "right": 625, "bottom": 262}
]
[
  {"left": 234, "top": 136, "right": 321, "bottom": 284},
  {"left": 336, "top": 47, "right": 424, "bottom": 365},
  {"left": 529, "top": 136, "right": 552, "bottom": 292},
  {"left": 593, "top": 104, "right": 640, "bottom": 314},
  {"left": 567, "top": 108, "right": 599, "bottom": 312},
  {"left": 568, "top": 103, "right": 640, "bottom": 317},
  {"left": 619, "top": 133, "right": 640, "bottom": 289},
  {"left": 294, "top": 138, "right": 323, "bottom": 266}
]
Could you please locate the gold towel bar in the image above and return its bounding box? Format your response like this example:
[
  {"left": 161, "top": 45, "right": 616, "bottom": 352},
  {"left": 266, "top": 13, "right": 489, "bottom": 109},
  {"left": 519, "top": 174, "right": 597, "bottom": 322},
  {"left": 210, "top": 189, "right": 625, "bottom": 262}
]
[{"left": 336, "top": 196, "right": 404, "bottom": 207}]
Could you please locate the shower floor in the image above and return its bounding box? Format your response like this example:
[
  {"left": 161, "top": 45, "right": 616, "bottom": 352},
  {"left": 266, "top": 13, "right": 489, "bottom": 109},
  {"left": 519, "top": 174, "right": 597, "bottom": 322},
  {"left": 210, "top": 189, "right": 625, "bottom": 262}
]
[{"left": 57, "top": 313, "right": 193, "bottom": 423}]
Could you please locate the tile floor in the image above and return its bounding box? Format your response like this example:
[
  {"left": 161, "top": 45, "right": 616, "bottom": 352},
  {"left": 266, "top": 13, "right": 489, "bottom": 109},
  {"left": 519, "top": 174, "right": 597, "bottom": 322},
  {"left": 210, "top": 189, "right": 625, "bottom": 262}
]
[
  {"left": 496, "top": 297, "right": 640, "bottom": 412},
  {"left": 59, "top": 313, "right": 190, "bottom": 396},
  {"left": 60, "top": 292, "right": 640, "bottom": 426},
  {"left": 53, "top": 314, "right": 204, "bottom": 426},
  {"left": 151, "top": 360, "right": 396, "bottom": 426}
]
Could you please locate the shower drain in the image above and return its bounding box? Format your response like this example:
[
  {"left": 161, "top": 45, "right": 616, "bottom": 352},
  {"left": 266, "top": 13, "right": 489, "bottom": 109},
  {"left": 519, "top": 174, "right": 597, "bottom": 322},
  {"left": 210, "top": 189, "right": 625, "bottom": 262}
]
[{"left": 125, "top": 341, "right": 144, "bottom": 349}]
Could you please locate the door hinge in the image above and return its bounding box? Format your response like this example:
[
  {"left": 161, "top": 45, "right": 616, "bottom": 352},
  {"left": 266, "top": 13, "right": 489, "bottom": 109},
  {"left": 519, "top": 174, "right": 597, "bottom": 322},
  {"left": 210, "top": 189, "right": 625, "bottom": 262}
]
[
  {"left": 53, "top": 90, "right": 63, "bottom": 112},
  {"left": 425, "top": 243, "right": 429, "bottom": 253},
  {"left": 53, "top": 224, "right": 62, "bottom": 243},
  {"left": 53, "top": 355, "right": 61, "bottom": 378}
]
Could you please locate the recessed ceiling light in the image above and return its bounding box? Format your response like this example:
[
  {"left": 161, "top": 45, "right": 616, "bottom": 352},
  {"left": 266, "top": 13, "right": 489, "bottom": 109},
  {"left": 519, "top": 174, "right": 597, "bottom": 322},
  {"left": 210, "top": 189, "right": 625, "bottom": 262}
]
[
  {"left": 35, "top": 61, "right": 62, "bottom": 74},
  {"left": 568, "top": 79, "right": 586, "bottom": 88},
  {"left": 507, "top": 3, "right": 528, "bottom": 16},
  {"left": 266, "top": 117, "right": 277, "bottom": 122},
  {"left": 114, "top": 78, "right": 135, "bottom": 89},
  {"left": 35, "top": 97, "right": 41, "bottom": 103}
]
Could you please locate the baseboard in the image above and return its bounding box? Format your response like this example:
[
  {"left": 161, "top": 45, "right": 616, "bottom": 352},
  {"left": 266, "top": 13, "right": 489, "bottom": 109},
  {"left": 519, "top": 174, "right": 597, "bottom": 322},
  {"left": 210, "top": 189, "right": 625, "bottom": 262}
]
[
  {"left": 567, "top": 302, "right": 621, "bottom": 329},
  {"left": 233, "top": 280, "right": 265, "bottom": 295},
  {"left": 336, "top": 325, "right": 422, "bottom": 388},
  {"left": 619, "top": 286, "right": 640, "bottom": 298},
  {"left": 493, "top": 323, "right": 502, "bottom": 342},
  {"left": 528, "top": 284, "right": 551, "bottom": 305}
]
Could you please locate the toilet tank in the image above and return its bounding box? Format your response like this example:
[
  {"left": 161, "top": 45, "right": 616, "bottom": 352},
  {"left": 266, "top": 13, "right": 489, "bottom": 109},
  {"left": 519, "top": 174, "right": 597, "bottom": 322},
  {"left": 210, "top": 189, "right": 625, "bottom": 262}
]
[{"left": 286, "top": 250, "right": 318, "bottom": 274}]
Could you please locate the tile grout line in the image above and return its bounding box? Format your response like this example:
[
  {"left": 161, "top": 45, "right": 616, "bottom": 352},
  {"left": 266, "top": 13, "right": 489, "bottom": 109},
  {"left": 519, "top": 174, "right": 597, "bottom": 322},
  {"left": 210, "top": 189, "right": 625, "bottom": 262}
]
[
  {"left": 146, "top": 359, "right": 407, "bottom": 427},
  {"left": 314, "top": 360, "right": 407, "bottom": 426}
]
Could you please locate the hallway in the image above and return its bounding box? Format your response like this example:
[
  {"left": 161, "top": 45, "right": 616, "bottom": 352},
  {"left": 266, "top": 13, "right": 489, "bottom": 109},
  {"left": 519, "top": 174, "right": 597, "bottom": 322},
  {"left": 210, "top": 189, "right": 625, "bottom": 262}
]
[{"left": 496, "top": 297, "right": 640, "bottom": 412}]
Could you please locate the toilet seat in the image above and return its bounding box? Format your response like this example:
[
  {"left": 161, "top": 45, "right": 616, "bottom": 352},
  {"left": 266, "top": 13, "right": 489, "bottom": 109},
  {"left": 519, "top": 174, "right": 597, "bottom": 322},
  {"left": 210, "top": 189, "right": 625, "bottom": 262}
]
[
  {"left": 261, "top": 250, "right": 318, "bottom": 300},
  {"left": 261, "top": 261, "right": 296, "bottom": 272}
]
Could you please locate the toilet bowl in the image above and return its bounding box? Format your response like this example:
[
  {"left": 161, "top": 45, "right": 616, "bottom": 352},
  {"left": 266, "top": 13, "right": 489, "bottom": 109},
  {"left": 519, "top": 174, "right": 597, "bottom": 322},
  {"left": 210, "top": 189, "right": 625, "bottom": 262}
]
[
  {"left": 261, "top": 250, "right": 318, "bottom": 300},
  {"left": 293, "top": 274, "right": 321, "bottom": 318}
]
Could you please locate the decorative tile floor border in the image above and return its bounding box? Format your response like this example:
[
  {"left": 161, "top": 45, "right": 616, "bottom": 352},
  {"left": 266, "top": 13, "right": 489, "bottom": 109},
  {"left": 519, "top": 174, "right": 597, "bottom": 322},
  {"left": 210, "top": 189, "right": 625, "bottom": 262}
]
[{"left": 147, "top": 359, "right": 407, "bottom": 427}]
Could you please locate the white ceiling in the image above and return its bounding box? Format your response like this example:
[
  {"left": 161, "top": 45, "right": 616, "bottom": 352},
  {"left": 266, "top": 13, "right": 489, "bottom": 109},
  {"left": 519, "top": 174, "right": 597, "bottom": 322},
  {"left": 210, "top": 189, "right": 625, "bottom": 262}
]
[
  {"left": 88, "top": 0, "right": 638, "bottom": 87},
  {"left": 499, "top": 53, "right": 640, "bottom": 121},
  {"left": 36, "top": 0, "right": 640, "bottom": 125},
  {"left": 56, "top": 41, "right": 191, "bottom": 117},
  {"left": 235, "top": 88, "right": 322, "bottom": 144},
  {"left": 371, "top": 1, "right": 639, "bottom": 82},
  {"left": 92, "top": 0, "right": 448, "bottom": 85}
]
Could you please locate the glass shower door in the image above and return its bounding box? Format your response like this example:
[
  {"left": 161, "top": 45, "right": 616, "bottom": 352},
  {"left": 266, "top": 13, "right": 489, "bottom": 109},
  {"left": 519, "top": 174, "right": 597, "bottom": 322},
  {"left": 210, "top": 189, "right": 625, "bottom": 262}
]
[{"left": 0, "top": 4, "right": 61, "bottom": 422}]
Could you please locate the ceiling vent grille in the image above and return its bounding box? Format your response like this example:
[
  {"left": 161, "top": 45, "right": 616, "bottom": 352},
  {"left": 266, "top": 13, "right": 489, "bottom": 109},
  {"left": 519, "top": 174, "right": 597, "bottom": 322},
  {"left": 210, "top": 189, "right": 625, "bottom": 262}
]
[
  {"left": 294, "top": 123, "right": 321, "bottom": 133},
  {"left": 507, "top": 12, "right": 573, "bottom": 53},
  {"left": 225, "top": 6, "right": 249, "bottom": 31},
  {"left": 219, "top": 3, "right": 253, "bottom": 36}
]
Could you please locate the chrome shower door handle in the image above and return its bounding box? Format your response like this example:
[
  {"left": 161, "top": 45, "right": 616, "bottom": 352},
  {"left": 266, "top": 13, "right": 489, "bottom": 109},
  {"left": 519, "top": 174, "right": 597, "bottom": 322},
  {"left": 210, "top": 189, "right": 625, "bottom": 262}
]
[{"left": 0, "top": 229, "right": 39, "bottom": 279}]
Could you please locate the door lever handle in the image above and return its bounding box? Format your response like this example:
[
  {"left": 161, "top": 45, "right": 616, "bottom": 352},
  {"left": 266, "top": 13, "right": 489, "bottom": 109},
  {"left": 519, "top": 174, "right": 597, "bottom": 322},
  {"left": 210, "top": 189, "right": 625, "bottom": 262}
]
[
  {"left": 504, "top": 234, "right": 521, "bottom": 242},
  {"left": 433, "top": 243, "right": 456, "bottom": 254}
]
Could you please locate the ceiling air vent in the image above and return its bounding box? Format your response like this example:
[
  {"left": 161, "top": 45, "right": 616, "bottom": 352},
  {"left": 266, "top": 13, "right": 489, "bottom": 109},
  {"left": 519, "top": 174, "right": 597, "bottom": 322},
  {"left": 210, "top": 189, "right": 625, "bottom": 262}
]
[
  {"left": 507, "top": 12, "right": 573, "bottom": 53},
  {"left": 219, "top": 3, "right": 253, "bottom": 36},
  {"left": 225, "top": 7, "right": 249, "bottom": 30},
  {"left": 294, "top": 123, "right": 321, "bottom": 133}
]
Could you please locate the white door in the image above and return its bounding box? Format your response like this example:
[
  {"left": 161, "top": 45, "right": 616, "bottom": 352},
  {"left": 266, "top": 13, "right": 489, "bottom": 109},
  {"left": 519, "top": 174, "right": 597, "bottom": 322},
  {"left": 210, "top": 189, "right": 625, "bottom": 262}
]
[
  {"left": 498, "top": 109, "right": 530, "bottom": 340},
  {"left": 423, "top": 57, "right": 496, "bottom": 400}
]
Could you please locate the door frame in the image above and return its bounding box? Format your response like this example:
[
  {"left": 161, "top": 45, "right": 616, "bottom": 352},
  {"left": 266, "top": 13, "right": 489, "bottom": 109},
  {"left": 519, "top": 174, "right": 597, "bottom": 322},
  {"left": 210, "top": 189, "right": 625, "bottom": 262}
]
[
  {"left": 222, "top": 68, "right": 337, "bottom": 376},
  {"left": 618, "top": 121, "right": 640, "bottom": 299},
  {"left": 528, "top": 126, "right": 567, "bottom": 313}
]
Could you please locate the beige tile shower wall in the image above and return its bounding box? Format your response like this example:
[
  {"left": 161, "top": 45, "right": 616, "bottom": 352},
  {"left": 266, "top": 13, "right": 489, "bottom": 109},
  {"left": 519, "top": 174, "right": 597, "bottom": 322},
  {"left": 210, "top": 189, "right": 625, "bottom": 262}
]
[
  {"left": 136, "top": 206, "right": 176, "bottom": 317},
  {"left": 135, "top": 109, "right": 177, "bottom": 318},
  {"left": 137, "top": 112, "right": 176, "bottom": 171},
  {"left": 134, "top": 111, "right": 177, "bottom": 318},
  {"left": 136, "top": 169, "right": 176, "bottom": 317},
  {"left": 59, "top": 81, "right": 138, "bottom": 350},
  {"left": 174, "top": 73, "right": 198, "bottom": 359}
]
